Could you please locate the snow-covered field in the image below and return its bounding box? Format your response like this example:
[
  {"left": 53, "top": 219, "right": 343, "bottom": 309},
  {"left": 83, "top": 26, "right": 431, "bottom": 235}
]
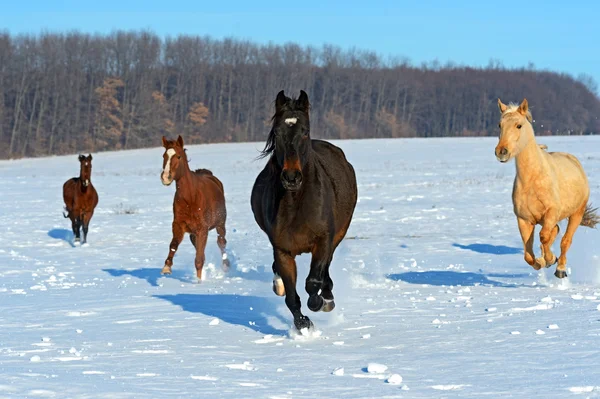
[{"left": 1, "top": 137, "right": 600, "bottom": 398}]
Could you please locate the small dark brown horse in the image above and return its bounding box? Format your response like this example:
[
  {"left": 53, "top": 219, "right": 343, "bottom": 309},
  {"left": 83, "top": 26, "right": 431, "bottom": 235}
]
[
  {"left": 251, "top": 90, "right": 358, "bottom": 331},
  {"left": 63, "top": 154, "right": 99, "bottom": 244},
  {"left": 160, "top": 135, "right": 229, "bottom": 280}
]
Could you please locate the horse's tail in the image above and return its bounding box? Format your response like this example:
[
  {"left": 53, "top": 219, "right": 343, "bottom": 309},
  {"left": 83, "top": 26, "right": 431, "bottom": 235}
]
[
  {"left": 63, "top": 207, "right": 70, "bottom": 219},
  {"left": 581, "top": 203, "right": 600, "bottom": 228}
]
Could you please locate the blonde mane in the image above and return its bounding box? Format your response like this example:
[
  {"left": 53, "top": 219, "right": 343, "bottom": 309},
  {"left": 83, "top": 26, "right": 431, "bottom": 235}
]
[{"left": 503, "top": 103, "right": 533, "bottom": 122}]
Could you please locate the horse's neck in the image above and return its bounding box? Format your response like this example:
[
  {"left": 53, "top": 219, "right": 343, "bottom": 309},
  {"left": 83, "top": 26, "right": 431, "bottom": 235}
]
[
  {"left": 175, "top": 163, "right": 194, "bottom": 196},
  {"left": 514, "top": 136, "right": 547, "bottom": 183}
]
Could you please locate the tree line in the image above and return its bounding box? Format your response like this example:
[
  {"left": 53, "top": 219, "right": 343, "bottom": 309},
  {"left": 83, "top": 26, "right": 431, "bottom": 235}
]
[{"left": 0, "top": 31, "right": 598, "bottom": 159}]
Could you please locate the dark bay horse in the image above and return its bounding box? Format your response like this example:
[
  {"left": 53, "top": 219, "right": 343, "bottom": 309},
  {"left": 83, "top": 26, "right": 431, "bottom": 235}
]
[
  {"left": 251, "top": 90, "right": 358, "bottom": 331},
  {"left": 63, "top": 154, "right": 99, "bottom": 244},
  {"left": 160, "top": 135, "right": 229, "bottom": 280}
]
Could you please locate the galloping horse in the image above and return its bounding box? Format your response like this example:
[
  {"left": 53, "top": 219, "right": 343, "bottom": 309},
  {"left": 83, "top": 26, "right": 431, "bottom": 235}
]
[
  {"left": 251, "top": 90, "right": 358, "bottom": 331},
  {"left": 160, "top": 135, "right": 229, "bottom": 280},
  {"left": 495, "top": 98, "right": 598, "bottom": 278},
  {"left": 63, "top": 154, "right": 99, "bottom": 244}
]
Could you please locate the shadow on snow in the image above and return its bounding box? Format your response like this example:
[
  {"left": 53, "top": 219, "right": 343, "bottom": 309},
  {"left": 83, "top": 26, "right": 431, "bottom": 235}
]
[
  {"left": 153, "top": 293, "right": 288, "bottom": 336},
  {"left": 102, "top": 267, "right": 193, "bottom": 287},
  {"left": 387, "top": 270, "right": 530, "bottom": 287},
  {"left": 452, "top": 243, "right": 522, "bottom": 255},
  {"left": 47, "top": 228, "right": 75, "bottom": 247}
]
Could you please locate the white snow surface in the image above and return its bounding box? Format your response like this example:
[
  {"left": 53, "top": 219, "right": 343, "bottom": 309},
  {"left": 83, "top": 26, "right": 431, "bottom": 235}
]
[{"left": 1, "top": 137, "right": 600, "bottom": 398}]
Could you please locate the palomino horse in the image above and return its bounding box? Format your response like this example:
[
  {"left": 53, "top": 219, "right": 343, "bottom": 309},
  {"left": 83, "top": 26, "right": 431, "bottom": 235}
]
[
  {"left": 251, "top": 90, "right": 358, "bottom": 331},
  {"left": 495, "top": 98, "right": 598, "bottom": 278},
  {"left": 63, "top": 154, "right": 99, "bottom": 244},
  {"left": 160, "top": 135, "right": 229, "bottom": 280}
]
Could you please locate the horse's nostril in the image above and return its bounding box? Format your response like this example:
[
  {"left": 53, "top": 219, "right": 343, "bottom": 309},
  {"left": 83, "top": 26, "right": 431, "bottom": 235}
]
[
  {"left": 500, "top": 148, "right": 508, "bottom": 156},
  {"left": 282, "top": 170, "right": 302, "bottom": 185}
]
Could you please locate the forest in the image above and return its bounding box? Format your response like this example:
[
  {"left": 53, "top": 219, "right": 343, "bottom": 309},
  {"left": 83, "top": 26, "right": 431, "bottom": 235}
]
[{"left": 0, "top": 31, "right": 599, "bottom": 159}]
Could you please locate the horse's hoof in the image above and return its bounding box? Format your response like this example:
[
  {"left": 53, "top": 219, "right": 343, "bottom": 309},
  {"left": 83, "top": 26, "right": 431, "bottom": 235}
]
[
  {"left": 307, "top": 294, "right": 324, "bottom": 312},
  {"left": 547, "top": 255, "right": 558, "bottom": 267},
  {"left": 160, "top": 266, "right": 172, "bottom": 275},
  {"left": 321, "top": 299, "right": 335, "bottom": 312},
  {"left": 272, "top": 275, "right": 285, "bottom": 296},
  {"left": 222, "top": 259, "right": 231, "bottom": 272},
  {"left": 294, "top": 316, "right": 313, "bottom": 332},
  {"left": 74, "top": 237, "right": 80, "bottom": 243},
  {"left": 534, "top": 257, "right": 546, "bottom": 270},
  {"left": 554, "top": 269, "right": 568, "bottom": 279}
]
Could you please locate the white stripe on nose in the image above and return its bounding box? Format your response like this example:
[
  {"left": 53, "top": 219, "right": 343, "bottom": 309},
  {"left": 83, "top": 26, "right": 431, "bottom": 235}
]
[{"left": 162, "top": 148, "right": 176, "bottom": 182}]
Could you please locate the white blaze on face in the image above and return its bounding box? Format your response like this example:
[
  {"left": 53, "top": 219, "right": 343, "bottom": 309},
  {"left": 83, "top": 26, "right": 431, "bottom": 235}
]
[
  {"left": 162, "top": 149, "right": 176, "bottom": 184},
  {"left": 285, "top": 117, "right": 297, "bottom": 126}
]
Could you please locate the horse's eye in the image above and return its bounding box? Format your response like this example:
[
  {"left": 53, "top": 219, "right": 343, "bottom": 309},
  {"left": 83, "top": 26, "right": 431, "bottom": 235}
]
[
  {"left": 177, "top": 156, "right": 181, "bottom": 159},
  {"left": 498, "top": 123, "right": 501, "bottom": 128},
  {"left": 517, "top": 124, "right": 522, "bottom": 129}
]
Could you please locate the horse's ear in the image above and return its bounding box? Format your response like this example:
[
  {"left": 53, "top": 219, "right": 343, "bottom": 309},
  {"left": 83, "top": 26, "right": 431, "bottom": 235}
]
[
  {"left": 162, "top": 136, "right": 168, "bottom": 148},
  {"left": 275, "top": 90, "right": 287, "bottom": 112},
  {"left": 177, "top": 135, "right": 184, "bottom": 148},
  {"left": 78, "top": 154, "right": 85, "bottom": 162},
  {"left": 497, "top": 98, "right": 508, "bottom": 113},
  {"left": 297, "top": 90, "right": 310, "bottom": 113},
  {"left": 87, "top": 154, "right": 93, "bottom": 161},
  {"left": 518, "top": 98, "right": 528, "bottom": 116}
]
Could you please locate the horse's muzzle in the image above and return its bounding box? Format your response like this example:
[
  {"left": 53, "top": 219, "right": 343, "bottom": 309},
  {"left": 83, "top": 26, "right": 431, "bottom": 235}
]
[
  {"left": 495, "top": 147, "right": 510, "bottom": 163},
  {"left": 281, "top": 169, "right": 303, "bottom": 191},
  {"left": 161, "top": 173, "right": 173, "bottom": 186}
]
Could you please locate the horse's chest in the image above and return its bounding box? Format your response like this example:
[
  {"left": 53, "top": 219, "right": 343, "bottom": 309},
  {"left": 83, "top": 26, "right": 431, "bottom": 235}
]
[
  {"left": 272, "top": 220, "right": 317, "bottom": 255},
  {"left": 513, "top": 182, "right": 545, "bottom": 223}
]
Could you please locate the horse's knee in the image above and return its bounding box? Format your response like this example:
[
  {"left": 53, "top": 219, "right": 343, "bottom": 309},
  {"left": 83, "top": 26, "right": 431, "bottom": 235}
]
[
  {"left": 305, "top": 278, "right": 322, "bottom": 296},
  {"left": 539, "top": 230, "right": 552, "bottom": 244}
]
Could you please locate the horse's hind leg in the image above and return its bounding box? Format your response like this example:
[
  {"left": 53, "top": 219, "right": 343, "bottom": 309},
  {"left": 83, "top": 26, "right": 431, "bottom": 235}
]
[
  {"left": 162, "top": 222, "right": 184, "bottom": 275},
  {"left": 272, "top": 262, "right": 285, "bottom": 296},
  {"left": 517, "top": 218, "right": 536, "bottom": 268},
  {"left": 193, "top": 228, "right": 209, "bottom": 280},
  {"left": 555, "top": 205, "right": 585, "bottom": 278},
  {"left": 216, "top": 224, "right": 229, "bottom": 272},
  {"left": 275, "top": 249, "right": 311, "bottom": 331}
]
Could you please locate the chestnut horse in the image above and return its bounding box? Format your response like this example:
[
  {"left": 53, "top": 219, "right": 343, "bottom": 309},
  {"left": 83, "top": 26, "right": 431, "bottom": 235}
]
[
  {"left": 160, "top": 135, "right": 229, "bottom": 280},
  {"left": 495, "top": 98, "right": 598, "bottom": 278},
  {"left": 251, "top": 90, "right": 358, "bottom": 331},
  {"left": 63, "top": 154, "right": 99, "bottom": 244}
]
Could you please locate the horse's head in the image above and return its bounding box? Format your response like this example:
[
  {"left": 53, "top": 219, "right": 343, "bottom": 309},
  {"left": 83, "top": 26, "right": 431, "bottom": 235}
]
[
  {"left": 161, "top": 135, "right": 186, "bottom": 186},
  {"left": 262, "top": 90, "right": 311, "bottom": 192},
  {"left": 495, "top": 98, "right": 534, "bottom": 163},
  {"left": 78, "top": 154, "right": 93, "bottom": 187}
]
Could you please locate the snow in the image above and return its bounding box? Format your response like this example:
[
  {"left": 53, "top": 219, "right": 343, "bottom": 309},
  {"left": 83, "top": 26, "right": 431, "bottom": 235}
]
[{"left": 1, "top": 136, "right": 600, "bottom": 398}]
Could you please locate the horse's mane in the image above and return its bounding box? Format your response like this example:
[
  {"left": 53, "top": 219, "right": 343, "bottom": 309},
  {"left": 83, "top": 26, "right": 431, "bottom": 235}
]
[
  {"left": 193, "top": 168, "right": 213, "bottom": 176},
  {"left": 504, "top": 103, "right": 533, "bottom": 122}
]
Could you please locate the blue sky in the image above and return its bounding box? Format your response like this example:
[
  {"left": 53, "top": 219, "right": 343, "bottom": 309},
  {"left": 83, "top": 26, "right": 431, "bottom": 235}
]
[{"left": 2, "top": 0, "right": 598, "bottom": 88}]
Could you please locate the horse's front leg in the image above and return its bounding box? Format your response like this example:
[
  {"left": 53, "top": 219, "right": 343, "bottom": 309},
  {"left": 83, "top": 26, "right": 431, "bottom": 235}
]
[
  {"left": 536, "top": 210, "right": 559, "bottom": 269},
  {"left": 517, "top": 218, "right": 535, "bottom": 268},
  {"left": 162, "top": 222, "right": 185, "bottom": 275},
  {"left": 306, "top": 239, "right": 334, "bottom": 313},
  {"left": 274, "top": 249, "right": 312, "bottom": 331}
]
